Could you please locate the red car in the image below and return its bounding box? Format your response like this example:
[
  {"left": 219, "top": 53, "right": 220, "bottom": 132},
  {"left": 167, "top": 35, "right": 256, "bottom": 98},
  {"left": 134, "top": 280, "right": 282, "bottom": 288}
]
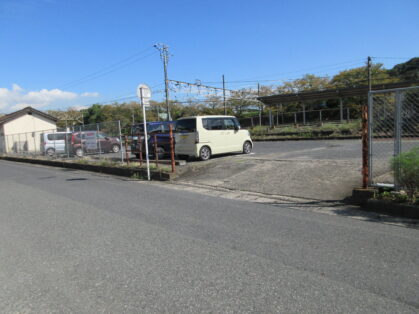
[{"left": 70, "top": 131, "right": 121, "bottom": 157}]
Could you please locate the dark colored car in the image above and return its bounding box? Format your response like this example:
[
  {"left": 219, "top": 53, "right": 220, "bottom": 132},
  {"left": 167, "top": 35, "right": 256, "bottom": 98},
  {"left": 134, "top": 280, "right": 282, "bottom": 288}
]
[
  {"left": 131, "top": 121, "right": 174, "bottom": 159},
  {"left": 70, "top": 131, "right": 121, "bottom": 157}
]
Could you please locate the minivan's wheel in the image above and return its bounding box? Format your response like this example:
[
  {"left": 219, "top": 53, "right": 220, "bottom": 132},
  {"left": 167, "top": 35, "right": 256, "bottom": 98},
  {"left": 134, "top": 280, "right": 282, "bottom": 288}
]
[
  {"left": 243, "top": 141, "right": 252, "bottom": 154},
  {"left": 46, "top": 148, "right": 55, "bottom": 156},
  {"left": 111, "top": 144, "right": 120, "bottom": 153},
  {"left": 75, "top": 147, "right": 84, "bottom": 157},
  {"left": 199, "top": 146, "right": 211, "bottom": 161}
]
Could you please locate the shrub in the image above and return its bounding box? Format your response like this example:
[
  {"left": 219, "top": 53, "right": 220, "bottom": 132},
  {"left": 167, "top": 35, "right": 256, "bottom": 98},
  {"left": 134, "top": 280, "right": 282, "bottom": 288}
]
[{"left": 391, "top": 147, "right": 419, "bottom": 202}]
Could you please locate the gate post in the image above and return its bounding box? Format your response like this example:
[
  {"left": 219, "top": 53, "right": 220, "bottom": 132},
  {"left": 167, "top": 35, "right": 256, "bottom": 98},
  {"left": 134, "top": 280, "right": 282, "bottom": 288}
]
[
  {"left": 394, "top": 91, "right": 403, "bottom": 188},
  {"left": 362, "top": 100, "right": 369, "bottom": 189},
  {"left": 367, "top": 92, "right": 373, "bottom": 186}
]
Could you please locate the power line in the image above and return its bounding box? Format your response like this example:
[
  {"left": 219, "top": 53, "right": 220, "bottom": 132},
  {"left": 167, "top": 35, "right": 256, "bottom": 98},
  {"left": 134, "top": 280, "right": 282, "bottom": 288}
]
[
  {"left": 201, "top": 59, "right": 366, "bottom": 84},
  {"left": 371, "top": 56, "right": 414, "bottom": 60},
  {"left": 56, "top": 47, "right": 155, "bottom": 89},
  {"left": 58, "top": 51, "right": 157, "bottom": 89}
]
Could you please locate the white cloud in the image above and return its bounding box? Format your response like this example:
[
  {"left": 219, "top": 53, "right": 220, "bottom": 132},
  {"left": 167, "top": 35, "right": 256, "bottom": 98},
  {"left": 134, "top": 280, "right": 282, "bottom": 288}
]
[
  {"left": 0, "top": 84, "right": 100, "bottom": 113},
  {"left": 81, "top": 92, "right": 100, "bottom": 97}
]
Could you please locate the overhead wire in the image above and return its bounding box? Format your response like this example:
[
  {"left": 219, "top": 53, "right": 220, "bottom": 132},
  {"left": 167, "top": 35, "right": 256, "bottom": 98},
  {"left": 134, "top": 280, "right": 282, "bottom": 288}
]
[{"left": 56, "top": 47, "right": 156, "bottom": 89}]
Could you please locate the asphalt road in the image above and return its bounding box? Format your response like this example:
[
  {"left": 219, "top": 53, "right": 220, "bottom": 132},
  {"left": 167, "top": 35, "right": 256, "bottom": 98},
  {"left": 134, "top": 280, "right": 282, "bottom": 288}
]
[{"left": 0, "top": 160, "right": 418, "bottom": 313}]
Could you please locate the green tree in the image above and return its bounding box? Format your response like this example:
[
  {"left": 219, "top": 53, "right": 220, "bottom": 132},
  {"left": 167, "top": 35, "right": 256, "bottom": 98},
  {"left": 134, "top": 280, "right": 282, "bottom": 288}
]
[
  {"left": 330, "top": 63, "right": 398, "bottom": 88},
  {"left": 388, "top": 57, "right": 419, "bottom": 81}
]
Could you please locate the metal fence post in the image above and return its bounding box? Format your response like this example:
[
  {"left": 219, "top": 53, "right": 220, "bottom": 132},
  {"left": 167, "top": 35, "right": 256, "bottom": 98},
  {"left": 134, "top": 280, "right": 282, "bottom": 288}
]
[
  {"left": 33, "top": 132, "right": 37, "bottom": 155},
  {"left": 361, "top": 100, "right": 369, "bottom": 189},
  {"left": 269, "top": 109, "right": 273, "bottom": 128},
  {"left": 169, "top": 124, "right": 175, "bottom": 173},
  {"left": 302, "top": 104, "right": 306, "bottom": 125},
  {"left": 53, "top": 129, "right": 56, "bottom": 157},
  {"left": 319, "top": 110, "right": 322, "bottom": 123},
  {"left": 394, "top": 91, "right": 403, "bottom": 188},
  {"left": 18, "top": 133, "right": 21, "bottom": 155},
  {"left": 154, "top": 134, "right": 159, "bottom": 168},
  {"left": 97, "top": 123, "right": 102, "bottom": 159},
  {"left": 138, "top": 132, "right": 143, "bottom": 166},
  {"left": 118, "top": 120, "right": 123, "bottom": 163},
  {"left": 66, "top": 131, "right": 70, "bottom": 159},
  {"left": 339, "top": 98, "right": 343, "bottom": 123},
  {"left": 368, "top": 93, "right": 373, "bottom": 186},
  {"left": 124, "top": 136, "right": 130, "bottom": 166},
  {"left": 347, "top": 108, "right": 350, "bottom": 122},
  {"left": 79, "top": 126, "right": 83, "bottom": 157}
]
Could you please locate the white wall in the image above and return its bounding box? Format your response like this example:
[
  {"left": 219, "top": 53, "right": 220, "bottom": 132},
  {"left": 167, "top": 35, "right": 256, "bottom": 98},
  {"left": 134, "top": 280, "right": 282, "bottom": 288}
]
[{"left": 2, "top": 113, "right": 57, "bottom": 153}]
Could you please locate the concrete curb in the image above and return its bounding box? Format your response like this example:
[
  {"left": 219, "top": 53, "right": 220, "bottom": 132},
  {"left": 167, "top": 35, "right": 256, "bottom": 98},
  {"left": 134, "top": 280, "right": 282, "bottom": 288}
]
[
  {"left": 361, "top": 199, "right": 419, "bottom": 220},
  {"left": 0, "top": 156, "right": 172, "bottom": 181}
]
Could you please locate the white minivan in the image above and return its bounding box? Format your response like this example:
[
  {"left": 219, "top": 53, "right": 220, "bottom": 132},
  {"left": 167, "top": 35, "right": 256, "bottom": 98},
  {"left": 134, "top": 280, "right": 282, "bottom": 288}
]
[{"left": 175, "top": 116, "right": 253, "bottom": 161}]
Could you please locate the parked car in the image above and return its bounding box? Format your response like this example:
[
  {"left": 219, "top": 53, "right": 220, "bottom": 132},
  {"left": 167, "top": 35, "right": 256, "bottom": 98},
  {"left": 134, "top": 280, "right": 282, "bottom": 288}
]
[
  {"left": 41, "top": 132, "right": 72, "bottom": 156},
  {"left": 174, "top": 115, "right": 252, "bottom": 161},
  {"left": 131, "top": 121, "right": 174, "bottom": 159},
  {"left": 70, "top": 131, "right": 121, "bottom": 157}
]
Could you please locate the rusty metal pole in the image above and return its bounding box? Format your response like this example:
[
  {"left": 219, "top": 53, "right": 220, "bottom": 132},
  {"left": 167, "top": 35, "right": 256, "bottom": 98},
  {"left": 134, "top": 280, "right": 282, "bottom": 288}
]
[
  {"left": 361, "top": 103, "right": 368, "bottom": 189},
  {"left": 138, "top": 132, "right": 143, "bottom": 166},
  {"left": 361, "top": 56, "right": 372, "bottom": 189},
  {"left": 169, "top": 124, "right": 175, "bottom": 173},
  {"left": 154, "top": 134, "right": 159, "bottom": 168},
  {"left": 124, "top": 136, "right": 130, "bottom": 166}
]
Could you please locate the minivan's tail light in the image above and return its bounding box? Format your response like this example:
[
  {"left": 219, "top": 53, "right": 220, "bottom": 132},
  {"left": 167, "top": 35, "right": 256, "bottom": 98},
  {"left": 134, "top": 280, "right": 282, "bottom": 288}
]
[{"left": 195, "top": 132, "right": 199, "bottom": 144}]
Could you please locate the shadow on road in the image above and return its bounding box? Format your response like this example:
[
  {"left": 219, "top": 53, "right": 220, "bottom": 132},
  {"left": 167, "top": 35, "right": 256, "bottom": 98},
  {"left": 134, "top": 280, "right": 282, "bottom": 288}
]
[{"left": 263, "top": 199, "right": 419, "bottom": 229}]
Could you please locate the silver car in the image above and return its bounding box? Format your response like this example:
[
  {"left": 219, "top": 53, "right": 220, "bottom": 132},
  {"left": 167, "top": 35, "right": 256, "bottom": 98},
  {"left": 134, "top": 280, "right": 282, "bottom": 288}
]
[{"left": 41, "top": 132, "right": 71, "bottom": 156}]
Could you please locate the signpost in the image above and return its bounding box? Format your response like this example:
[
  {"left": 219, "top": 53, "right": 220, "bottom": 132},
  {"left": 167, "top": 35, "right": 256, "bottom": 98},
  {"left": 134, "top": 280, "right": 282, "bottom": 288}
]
[{"left": 137, "top": 84, "right": 151, "bottom": 181}]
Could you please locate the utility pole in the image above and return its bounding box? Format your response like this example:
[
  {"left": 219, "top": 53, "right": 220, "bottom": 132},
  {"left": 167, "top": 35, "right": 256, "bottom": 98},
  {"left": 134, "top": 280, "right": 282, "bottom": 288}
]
[
  {"left": 154, "top": 43, "right": 171, "bottom": 121},
  {"left": 222, "top": 74, "right": 226, "bottom": 115},
  {"left": 367, "top": 56, "right": 372, "bottom": 92}
]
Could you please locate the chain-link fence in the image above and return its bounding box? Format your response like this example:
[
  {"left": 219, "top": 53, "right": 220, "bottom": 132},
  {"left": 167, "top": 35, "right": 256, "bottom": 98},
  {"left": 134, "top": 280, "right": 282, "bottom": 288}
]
[
  {"left": 0, "top": 120, "right": 124, "bottom": 162},
  {"left": 238, "top": 107, "right": 358, "bottom": 128},
  {"left": 368, "top": 86, "right": 419, "bottom": 187}
]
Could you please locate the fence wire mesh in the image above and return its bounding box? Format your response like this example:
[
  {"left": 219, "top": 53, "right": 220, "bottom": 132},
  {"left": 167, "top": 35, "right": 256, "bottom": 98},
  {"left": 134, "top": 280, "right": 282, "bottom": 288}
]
[
  {"left": 0, "top": 121, "right": 124, "bottom": 162},
  {"left": 369, "top": 86, "right": 419, "bottom": 187},
  {"left": 238, "top": 107, "right": 357, "bottom": 128}
]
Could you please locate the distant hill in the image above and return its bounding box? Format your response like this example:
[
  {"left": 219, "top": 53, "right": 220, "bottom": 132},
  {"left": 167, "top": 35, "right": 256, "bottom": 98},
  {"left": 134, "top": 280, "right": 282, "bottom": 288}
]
[{"left": 389, "top": 58, "right": 419, "bottom": 81}]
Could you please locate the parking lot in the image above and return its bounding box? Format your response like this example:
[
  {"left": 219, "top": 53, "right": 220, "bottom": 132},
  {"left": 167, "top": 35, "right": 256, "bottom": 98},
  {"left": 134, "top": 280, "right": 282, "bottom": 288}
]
[{"left": 176, "top": 139, "right": 365, "bottom": 201}]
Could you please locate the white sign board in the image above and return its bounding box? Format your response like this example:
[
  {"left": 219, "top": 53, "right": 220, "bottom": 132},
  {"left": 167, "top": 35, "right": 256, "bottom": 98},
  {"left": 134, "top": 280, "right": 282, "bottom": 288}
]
[
  {"left": 137, "top": 84, "right": 152, "bottom": 106},
  {"left": 84, "top": 131, "right": 98, "bottom": 150}
]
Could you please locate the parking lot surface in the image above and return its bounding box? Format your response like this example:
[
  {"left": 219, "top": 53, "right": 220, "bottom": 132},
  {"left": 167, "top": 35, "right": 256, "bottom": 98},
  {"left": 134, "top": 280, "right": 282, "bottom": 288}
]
[
  {"left": 0, "top": 160, "right": 418, "bottom": 312},
  {"left": 177, "top": 139, "right": 364, "bottom": 200}
]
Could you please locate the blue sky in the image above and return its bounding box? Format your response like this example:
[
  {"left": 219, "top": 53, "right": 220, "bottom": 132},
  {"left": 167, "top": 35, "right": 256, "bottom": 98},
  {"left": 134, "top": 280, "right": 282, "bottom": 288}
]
[{"left": 0, "top": 0, "right": 418, "bottom": 113}]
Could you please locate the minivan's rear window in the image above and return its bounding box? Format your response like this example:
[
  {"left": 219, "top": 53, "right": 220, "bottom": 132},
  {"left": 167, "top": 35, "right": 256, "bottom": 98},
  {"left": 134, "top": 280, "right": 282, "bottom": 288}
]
[{"left": 176, "top": 119, "right": 196, "bottom": 132}]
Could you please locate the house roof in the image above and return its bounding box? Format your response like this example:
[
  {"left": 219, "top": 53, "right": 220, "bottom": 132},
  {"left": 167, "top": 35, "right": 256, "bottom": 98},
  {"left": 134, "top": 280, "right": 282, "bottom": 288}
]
[
  {"left": 0, "top": 107, "right": 58, "bottom": 125},
  {"left": 257, "top": 80, "right": 419, "bottom": 105}
]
